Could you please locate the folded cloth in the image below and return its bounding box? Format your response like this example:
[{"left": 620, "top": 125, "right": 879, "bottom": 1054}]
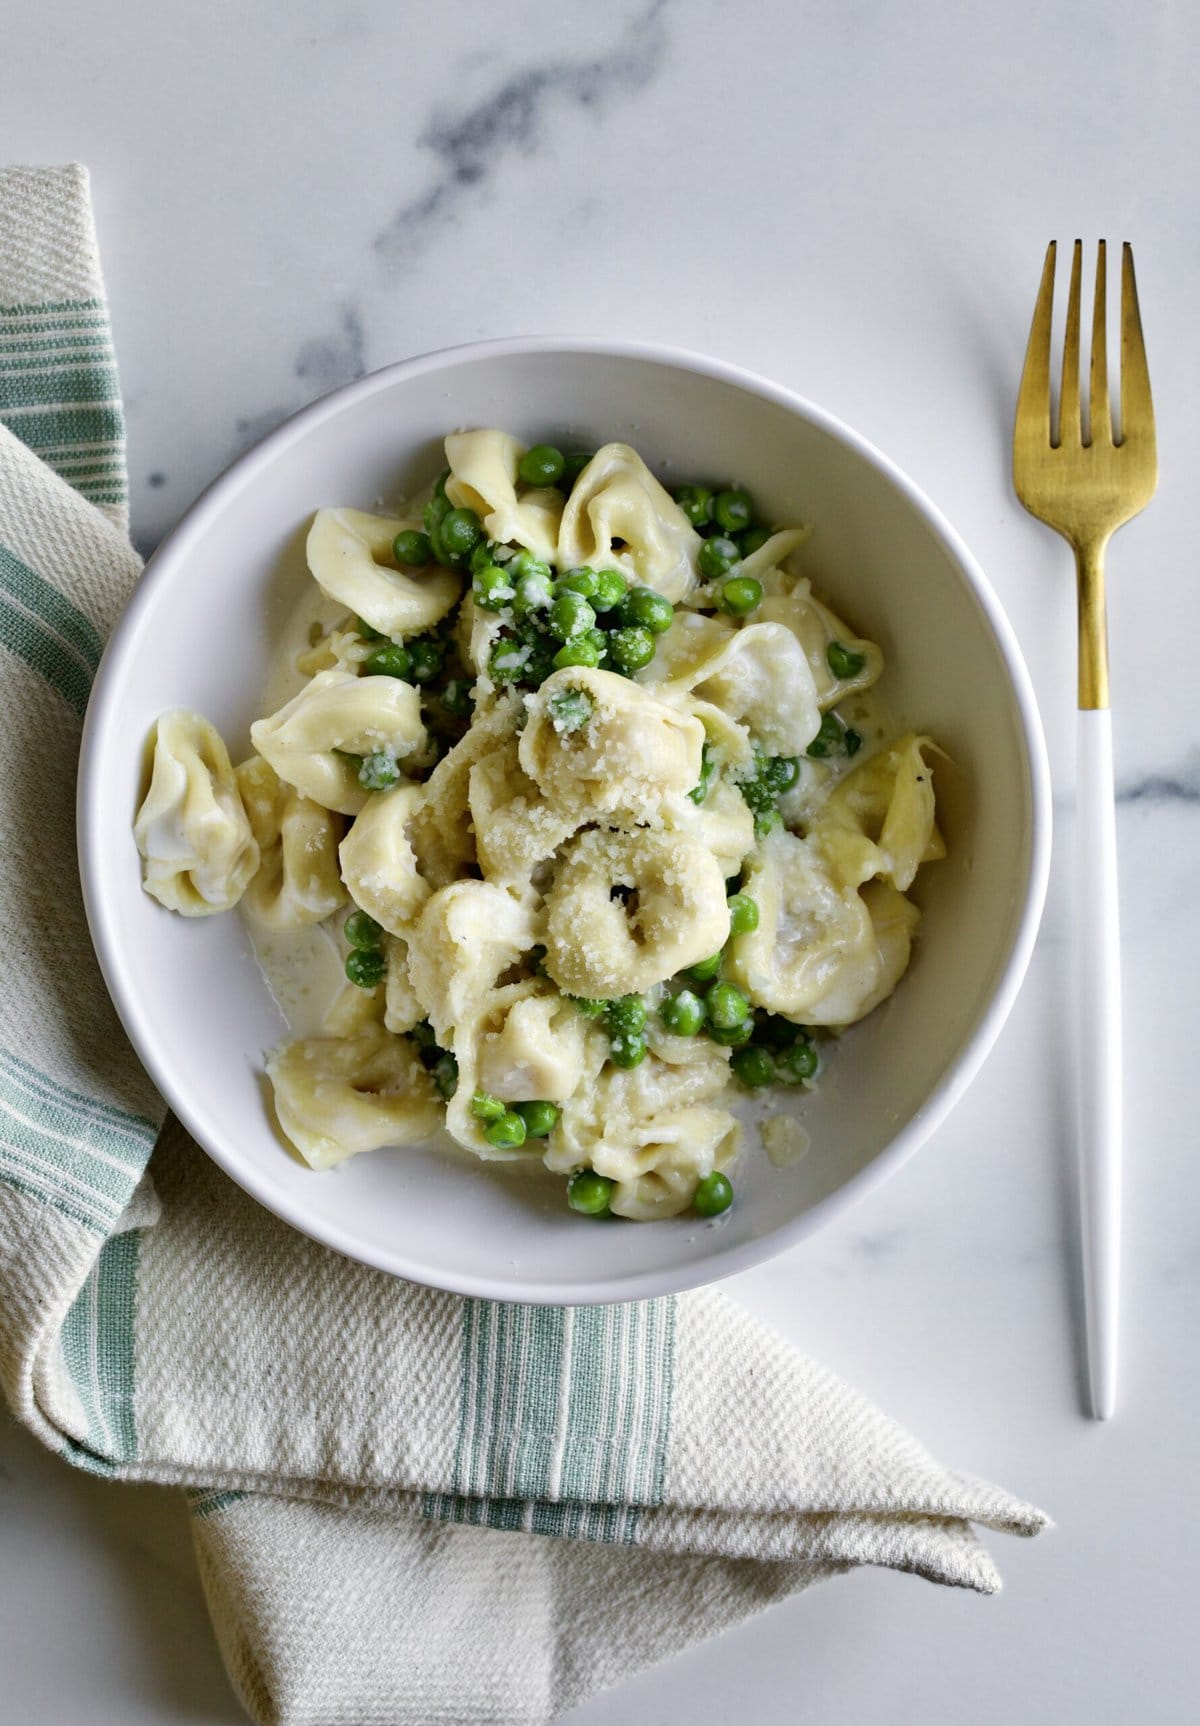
[{"left": 0, "top": 165, "right": 1049, "bottom": 1726}]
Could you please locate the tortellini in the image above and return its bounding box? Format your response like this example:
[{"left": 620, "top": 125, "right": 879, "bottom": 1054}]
[
  {"left": 236, "top": 755, "right": 347, "bottom": 929},
  {"left": 543, "top": 828, "right": 730, "bottom": 999},
  {"left": 547, "top": 1030, "right": 738, "bottom": 1219},
  {"left": 641, "top": 612, "right": 820, "bottom": 757},
  {"left": 306, "top": 508, "right": 461, "bottom": 639},
  {"left": 266, "top": 1028, "right": 441, "bottom": 1169},
  {"left": 519, "top": 667, "right": 705, "bottom": 821},
  {"left": 756, "top": 572, "right": 883, "bottom": 710},
  {"left": 468, "top": 740, "right": 578, "bottom": 890},
  {"left": 811, "top": 734, "right": 945, "bottom": 892},
  {"left": 249, "top": 669, "right": 425, "bottom": 816},
  {"left": 724, "top": 829, "right": 921, "bottom": 1025},
  {"left": 137, "top": 426, "right": 947, "bottom": 1222},
  {"left": 134, "top": 710, "right": 259, "bottom": 915},
  {"left": 558, "top": 443, "right": 700, "bottom": 602},
  {"left": 337, "top": 783, "right": 430, "bottom": 936},
  {"left": 444, "top": 430, "right": 563, "bottom": 563},
  {"left": 473, "top": 991, "right": 587, "bottom": 1103},
  {"left": 405, "top": 880, "right": 538, "bottom": 1044}
]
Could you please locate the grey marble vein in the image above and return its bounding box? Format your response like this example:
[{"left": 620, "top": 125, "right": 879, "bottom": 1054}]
[
  {"left": 374, "top": 0, "right": 669, "bottom": 271},
  {"left": 232, "top": 403, "right": 293, "bottom": 457},
  {"left": 1117, "top": 754, "right": 1200, "bottom": 805},
  {"left": 294, "top": 304, "right": 366, "bottom": 392}
]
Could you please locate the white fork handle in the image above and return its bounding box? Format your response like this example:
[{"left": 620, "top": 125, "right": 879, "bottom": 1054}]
[{"left": 1076, "top": 708, "right": 1122, "bottom": 1419}]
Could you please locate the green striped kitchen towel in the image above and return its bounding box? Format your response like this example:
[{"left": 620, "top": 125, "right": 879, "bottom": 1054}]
[{"left": 0, "top": 165, "right": 1048, "bottom": 1726}]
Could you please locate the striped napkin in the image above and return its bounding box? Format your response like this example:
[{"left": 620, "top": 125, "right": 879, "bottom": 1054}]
[{"left": 0, "top": 165, "right": 1049, "bottom": 1726}]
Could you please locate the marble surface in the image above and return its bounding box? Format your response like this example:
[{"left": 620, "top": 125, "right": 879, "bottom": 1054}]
[{"left": 2, "top": 0, "right": 1198, "bottom": 1719}]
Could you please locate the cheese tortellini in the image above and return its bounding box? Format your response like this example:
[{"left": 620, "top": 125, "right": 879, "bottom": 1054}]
[
  {"left": 249, "top": 669, "right": 425, "bottom": 816},
  {"left": 306, "top": 508, "right": 462, "bottom": 639},
  {"left": 558, "top": 443, "right": 699, "bottom": 602},
  {"left": 134, "top": 710, "right": 260, "bottom": 915},
  {"left": 236, "top": 755, "right": 347, "bottom": 929},
  {"left": 134, "top": 428, "right": 946, "bottom": 1216}
]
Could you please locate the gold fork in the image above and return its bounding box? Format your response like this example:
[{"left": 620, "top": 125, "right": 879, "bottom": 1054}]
[{"left": 1013, "top": 241, "right": 1157, "bottom": 1420}]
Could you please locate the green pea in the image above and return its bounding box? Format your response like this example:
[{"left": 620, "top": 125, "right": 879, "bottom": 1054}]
[
  {"left": 608, "top": 1032, "right": 647, "bottom": 1069},
  {"left": 688, "top": 741, "right": 715, "bottom": 806},
  {"left": 719, "top": 575, "right": 764, "bottom": 616},
  {"left": 522, "top": 641, "right": 559, "bottom": 688},
  {"left": 485, "top": 1110, "right": 527, "bottom": 1149},
  {"left": 739, "top": 525, "right": 772, "bottom": 556},
  {"left": 344, "top": 909, "right": 383, "bottom": 949},
  {"left": 441, "top": 678, "right": 475, "bottom": 717},
  {"left": 557, "top": 566, "right": 598, "bottom": 598},
  {"left": 552, "top": 637, "right": 602, "bottom": 670},
  {"left": 659, "top": 989, "right": 705, "bottom": 1036},
  {"left": 606, "top": 626, "right": 655, "bottom": 675},
  {"left": 508, "top": 549, "right": 553, "bottom": 582},
  {"left": 561, "top": 450, "right": 595, "bottom": 486},
  {"left": 570, "top": 996, "right": 608, "bottom": 1018},
  {"left": 548, "top": 591, "right": 596, "bottom": 641},
  {"left": 410, "top": 1019, "right": 437, "bottom": 1052},
  {"left": 439, "top": 507, "right": 484, "bottom": 560},
  {"left": 705, "top": 982, "right": 750, "bottom": 1031},
  {"left": 516, "top": 1099, "right": 560, "bottom": 1138},
  {"left": 472, "top": 564, "right": 515, "bottom": 610},
  {"left": 488, "top": 639, "right": 528, "bottom": 684},
  {"left": 363, "top": 643, "right": 413, "bottom": 680},
  {"left": 432, "top": 467, "right": 450, "bottom": 499},
  {"left": 471, "top": 1090, "right": 507, "bottom": 1122},
  {"left": 727, "top": 893, "right": 759, "bottom": 935},
  {"left": 712, "top": 488, "right": 753, "bottom": 533},
  {"left": 432, "top": 1051, "right": 459, "bottom": 1100},
  {"left": 693, "top": 1171, "right": 734, "bottom": 1217},
  {"left": 356, "top": 616, "right": 384, "bottom": 641},
  {"left": 674, "top": 484, "right": 713, "bottom": 527},
  {"left": 688, "top": 952, "right": 722, "bottom": 984},
  {"left": 513, "top": 573, "right": 555, "bottom": 616},
  {"left": 844, "top": 728, "right": 863, "bottom": 756},
  {"left": 392, "top": 529, "right": 432, "bottom": 567},
  {"left": 591, "top": 568, "right": 627, "bottom": 612},
  {"left": 761, "top": 755, "right": 800, "bottom": 793},
  {"left": 568, "top": 1168, "right": 615, "bottom": 1216},
  {"left": 826, "top": 639, "right": 867, "bottom": 680},
  {"left": 345, "top": 946, "right": 386, "bottom": 989},
  {"left": 518, "top": 444, "right": 565, "bottom": 487},
  {"left": 755, "top": 1014, "right": 801, "bottom": 1050},
  {"left": 619, "top": 585, "right": 675, "bottom": 635},
  {"left": 475, "top": 538, "right": 514, "bottom": 572},
  {"left": 357, "top": 750, "right": 400, "bottom": 792},
  {"left": 708, "top": 1019, "right": 753, "bottom": 1047},
  {"left": 548, "top": 686, "right": 594, "bottom": 732},
  {"left": 731, "top": 1045, "right": 776, "bottom": 1089},
  {"left": 697, "top": 536, "right": 741, "bottom": 579},
  {"left": 776, "top": 1039, "right": 819, "bottom": 1084},
  {"left": 423, "top": 493, "right": 451, "bottom": 535},
  {"left": 806, "top": 712, "right": 844, "bottom": 758},
  {"left": 407, "top": 638, "right": 445, "bottom": 683},
  {"left": 605, "top": 994, "right": 647, "bottom": 1036}
]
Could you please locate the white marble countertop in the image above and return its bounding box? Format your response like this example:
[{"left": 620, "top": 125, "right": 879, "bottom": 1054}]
[{"left": 3, "top": 1, "right": 1198, "bottom": 1720}]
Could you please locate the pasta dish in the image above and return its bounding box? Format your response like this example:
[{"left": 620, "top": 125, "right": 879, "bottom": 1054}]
[{"left": 133, "top": 431, "right": 944, "bottom": 1221}]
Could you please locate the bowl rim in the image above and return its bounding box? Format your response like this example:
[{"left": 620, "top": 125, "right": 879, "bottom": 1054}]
[{"left": 78, "top": 334, "right": 1053, "bottom": 1303}]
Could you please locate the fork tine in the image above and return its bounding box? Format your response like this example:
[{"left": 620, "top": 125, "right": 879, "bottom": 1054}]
[
  {"left": 1120, "top": 242, "right": 1155, "bottom": 447},
  {"left": 1089, "top": 241, "right": 1111, "bottom": 446},
  {"left": 1060, "top": 239, "right": 1083, "bottom": 447},
  {"left": 1016, "top": 241, "right": 1056, "bottom": 447}
]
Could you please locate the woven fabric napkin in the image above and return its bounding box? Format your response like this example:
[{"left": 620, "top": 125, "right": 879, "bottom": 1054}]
[{"left": 0, "top": 165, "right": 1048, "bottom": 1726}]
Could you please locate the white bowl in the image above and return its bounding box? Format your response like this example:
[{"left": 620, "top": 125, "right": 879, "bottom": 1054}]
[{"left": 79, "top": 338, "right": 1051, "bottom": 1304}]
